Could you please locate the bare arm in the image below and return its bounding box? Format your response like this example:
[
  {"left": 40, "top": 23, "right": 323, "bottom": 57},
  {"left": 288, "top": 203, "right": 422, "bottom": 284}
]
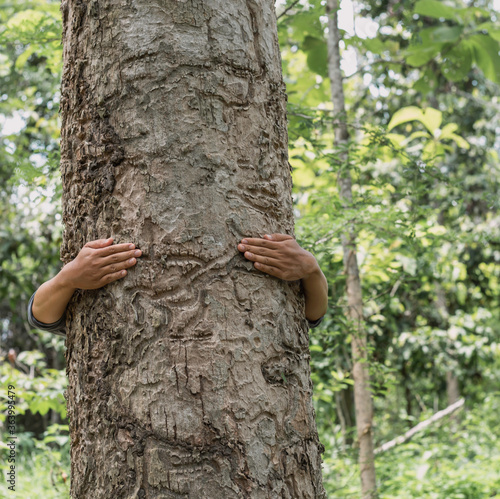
[
  {"left": 301, "top": 265, "right": 329, "bottom": 322},
  {"left": 31, "top": 238, "right": 142, "bottom": 324},
  {"left": 237, "top": 233, "right": 328, "bottom": 322}
]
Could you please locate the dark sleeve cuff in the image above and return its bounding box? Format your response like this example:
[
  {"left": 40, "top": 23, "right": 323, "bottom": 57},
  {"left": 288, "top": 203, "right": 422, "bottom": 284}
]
[
  {"left": 307, "top": 315, "right": 324, "bottom": 328},
  {"left": 27, "top": 291, "right": 67, "bottom": 337}
]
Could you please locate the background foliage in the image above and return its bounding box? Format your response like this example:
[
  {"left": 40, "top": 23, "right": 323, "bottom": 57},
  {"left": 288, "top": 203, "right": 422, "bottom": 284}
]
[{"left": 1, "top": 0, "right": 499, "bottom": 497}]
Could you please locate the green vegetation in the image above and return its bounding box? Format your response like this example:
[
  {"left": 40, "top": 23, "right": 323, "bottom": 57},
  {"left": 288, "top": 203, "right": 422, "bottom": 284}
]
[{"left": 1, "top": 0, "right": 499, "bottom": 496}]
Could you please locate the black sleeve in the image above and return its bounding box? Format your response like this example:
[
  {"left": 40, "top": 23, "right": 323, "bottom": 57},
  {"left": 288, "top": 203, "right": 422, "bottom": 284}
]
[
  {"left": 307, "top": 315, "right": 324, "bottom": 328},
  {"left": 27, "top": 291, "right": 67, "bottom": 337}
]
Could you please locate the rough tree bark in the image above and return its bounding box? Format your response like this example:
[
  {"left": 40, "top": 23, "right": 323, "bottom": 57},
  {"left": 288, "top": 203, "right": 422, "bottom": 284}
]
[
  {"left": 59, "top": 0, "right": 326, "bottom": 497},
  {"left": 326, "top": 0, "right": 377, "bottom": 497}
]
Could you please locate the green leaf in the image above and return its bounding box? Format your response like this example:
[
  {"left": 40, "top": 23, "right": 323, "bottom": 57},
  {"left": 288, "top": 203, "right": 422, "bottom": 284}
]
[
  {"left": 0, "top": 53, "right": 10, "bottom": 77},
  {"left": 309, "top": 345, "right": 323, "bottom": 352},
  {"left": 476, "top": 22, "right": 500, "bottom": 42},
  {"left": 15, "top": 45, "right": 37, "bottom": 70},
  {"left": 386, "top": 133, "right": 407, "bottom": 146},
  {"left": 447, "top": 133, "right": 470, "bottom": 150},
  {"left": 429, "top": 26, "right": 463, "bottom": 43},
  {"left": 359, "top": 37, "right": 386, "bottom": 55},
  {"left": 406, "top": 43, "right": 444, "bottom": 67},
  {"left": 405, "top": 26, "right": 462, "bottom": 68},
  {"left": 440, "top": 123, "right": 459, "bottom": 138},
  {"left": 414, "top": 0, "right": 461, "bottom": 21},
  {"left": 456, "top": 6, "right": 491, "bottom": 23},
  {"left": 420, "top": 108, "right": 442, "bottom": 134},
  {"left": 388, "top": 107, "right": 424, "bottom": 131},
  {"left": 29, "top": 398, "right": 51, "bottom": 416},
  {"left": 6, "top": 9, "right": 46, "bottom": 32},
  {"left": 302, "top": 35, "right": 328, "bottom": 77},
  {"left": 388, "top": 106, "right": 441, "bottom": 134},
  {"left": 406, "top": 28, "right": 447, "bottom": 67},
  {"left": 286, "top": 10, "right": 325, "bottom": 42},
  {"left": 469, "top": 34, "right": 500, "bottom": 83},
  {"left": 442, "top": 40, "right": 473, "bottom": 82},
  {"left": 408, "top": 131, "right": 431, "bottom": 142},
  {"left": 414, "top": 66, "right": 439, "bottom": 93}
]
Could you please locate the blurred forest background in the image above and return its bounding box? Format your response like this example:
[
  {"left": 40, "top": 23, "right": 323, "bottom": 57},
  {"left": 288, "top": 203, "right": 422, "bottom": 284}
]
[{"left": 1, "top": 0, "right": 499, "bottom": 497}]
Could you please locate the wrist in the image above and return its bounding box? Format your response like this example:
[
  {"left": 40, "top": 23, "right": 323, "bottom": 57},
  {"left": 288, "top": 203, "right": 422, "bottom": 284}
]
[
  {"left": 302, "top": 254, "right": 321, "bottom": 281},
  {"left": 55, "top": 263, "right": 78, "bottom": 293}
]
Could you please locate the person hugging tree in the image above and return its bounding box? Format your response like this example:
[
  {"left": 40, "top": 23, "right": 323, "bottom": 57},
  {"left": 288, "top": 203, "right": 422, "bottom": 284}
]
[{"left": 28, "top": 234, "right": 328, "bottom": 336}]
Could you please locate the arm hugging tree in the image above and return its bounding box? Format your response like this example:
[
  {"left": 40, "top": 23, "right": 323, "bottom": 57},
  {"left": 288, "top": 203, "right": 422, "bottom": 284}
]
[{"left": 58, "top": 0, "right": 327, "bottom": 496}]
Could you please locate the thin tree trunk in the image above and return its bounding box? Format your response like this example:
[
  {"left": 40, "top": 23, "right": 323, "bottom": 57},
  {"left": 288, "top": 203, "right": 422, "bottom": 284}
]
[
  {"left": 446, "top": 372, "right": 460, "bottom": 405},
  {"left": 335, "top": 391, "right": 347, "bottom": 449},
  {"left": 50, "top": 352, "right": 61, "bottom": 426},
  {"left": 436, "top": 284, "right": 460, "bottom": 409},
  {"left": 334, "top": 357, "right": 354, "bottom": 447},
  {"left": 326, "top": 1, "right": 377, "bottom": 497},
  {"left": 59, "top": 0, "right": 326, "bottom": 497},
  {"left": 401, "top": 361, "right": 413, "bottom": 427}
]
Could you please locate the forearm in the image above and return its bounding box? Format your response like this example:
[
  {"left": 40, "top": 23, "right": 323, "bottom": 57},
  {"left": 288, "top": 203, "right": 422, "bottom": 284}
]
[
  {"left": 302, "top": 266, "right": 328, "bottom": 322},
  {"left": 31, "top": 266, "right": 76, "bottom": 324}
]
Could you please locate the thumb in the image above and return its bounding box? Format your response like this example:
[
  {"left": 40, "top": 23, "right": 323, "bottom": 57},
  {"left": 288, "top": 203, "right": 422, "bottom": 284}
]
[
  {"left": 85, "top": 237, "right": 113, "bottom": 249},
  {"left": 264, "top": 233, "right": 294, "bottom": 242}
]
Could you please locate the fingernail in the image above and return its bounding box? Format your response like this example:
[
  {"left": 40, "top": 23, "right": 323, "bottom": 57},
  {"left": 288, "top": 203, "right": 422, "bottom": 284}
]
[
  {"left": 129, "top": 244, "right": 135, "bottom": 249},
  {"left": 239, "top": 245, "right": 246, "bottom": 250},
  {"left": 264, "top": 234, "right": 272, "bottom": 239},
  {"left": 134, "top": 250, "right": 142, "bottom": 256},
  {"left": 246, "top": 252, "right": 253, "bottom": 257},
  {"left": 128, "top": 258, "right": 136, "bottom": 264},
  {"left": 242, "top": 239, "right": 248, "bottom": 244}
]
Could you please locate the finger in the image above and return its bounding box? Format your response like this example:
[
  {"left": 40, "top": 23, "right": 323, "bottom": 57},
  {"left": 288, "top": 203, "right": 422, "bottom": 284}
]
[
  {"left": 264, "top": 233, "right": 294, "bottom": 242},
  {"left": 100, "top": 255, "right": 139, "bottom": 275},
  {"left": 240, "top": 237, "right": 279, "bottom": 249},
  {"left": 99, "top": 249, "right": 142, "bottom": 267},
  {"left": 237, "top": 243, "right": 277, "bottom": 257},
  {"left": 95, "top": 242, "right": 136, "bottom": 257},
  {"left": 85, "top": 238, "right": 113, "bottom": 249},
  {"left": 98, "top": 268, "right": 129, "bottom": 286},
  {"left": 254, "top": 261, "right": 283, "bottom": 278},
  {"left": 244, "top": 250, "right": 283, "bottom": 268}
]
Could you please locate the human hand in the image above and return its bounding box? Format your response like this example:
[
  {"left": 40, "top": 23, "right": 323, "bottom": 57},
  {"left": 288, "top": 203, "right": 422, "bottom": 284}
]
[
  {"left": 237, "top": 233, "right": 320, "bottom": 281},
  {"left": 59, "top": 237, "right": 142, "bottom": 290}
]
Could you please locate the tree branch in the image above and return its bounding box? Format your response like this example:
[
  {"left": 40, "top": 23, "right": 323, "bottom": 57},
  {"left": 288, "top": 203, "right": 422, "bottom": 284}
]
[{"left": 374, "top": 398, "right": 465, "bottom": 455}]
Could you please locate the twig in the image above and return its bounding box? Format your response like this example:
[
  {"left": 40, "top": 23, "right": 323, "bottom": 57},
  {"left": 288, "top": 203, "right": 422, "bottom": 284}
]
[
  {"left": 314, "top": 227, "right": 344, "bottom": 245},
  {"left": 389, "top": 278, "right": 402, "bottom": 297},
  {"left": 343, "top": 58, "right": 407, "bottom": 80},
  {"left": 277, "top": 0, "right": 301, "bottom": 19},
  {"left": 374, "top": 398, "right": 465, "bottom": 454}
]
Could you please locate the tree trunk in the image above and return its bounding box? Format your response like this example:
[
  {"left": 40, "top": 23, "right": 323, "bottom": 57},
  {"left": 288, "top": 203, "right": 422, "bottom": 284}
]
[
  {"left": 326, "top": 1, "right": 377, "bottom": 497},
  {"left": 59, "top": 0, "right": 326, "bottom": 497},
  {"left": 446, "top": 372, "right": 460, "bottom": 405},
  {"left": 401, "top": 361, "right": 413, "bottom": 426},
  {"left": 436, "top": 285, "right": 460, "bottom": 409},
  {"left": 334, "top": 355, "right": 355, "bottom": 446}
]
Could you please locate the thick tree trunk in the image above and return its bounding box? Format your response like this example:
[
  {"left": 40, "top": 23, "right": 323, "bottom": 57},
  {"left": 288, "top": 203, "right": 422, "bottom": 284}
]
[
  {"left": 59, "top": 0, "right": 326, "bottom": 497},
  {"left": 326, "top": 1, "right": 377, "bottom": 497}
]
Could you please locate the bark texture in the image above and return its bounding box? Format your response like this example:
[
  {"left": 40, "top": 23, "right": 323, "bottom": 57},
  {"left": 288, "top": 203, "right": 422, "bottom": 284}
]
[
  {"left": 59, "top": 0, "right": 326, "bottom": 497},
  {"left": 326, "top": 1, "right": 377, "bottom": 497}
]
